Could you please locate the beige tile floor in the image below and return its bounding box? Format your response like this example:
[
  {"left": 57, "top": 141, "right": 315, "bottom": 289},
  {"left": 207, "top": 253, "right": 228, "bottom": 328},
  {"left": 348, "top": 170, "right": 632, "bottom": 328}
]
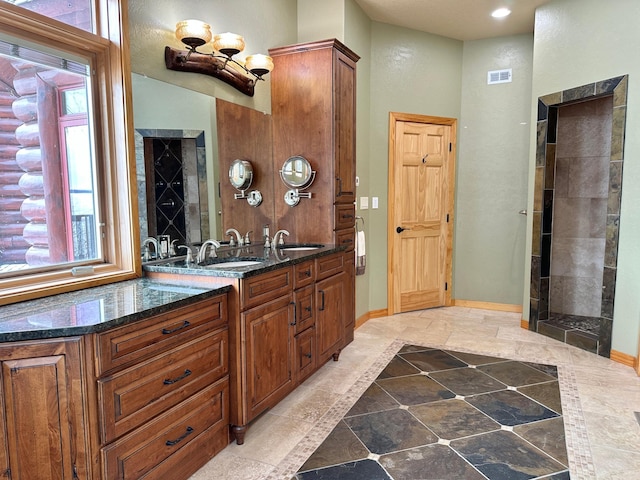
[{"left": 190, "top": 307, "right": 640, "bottom": 480}]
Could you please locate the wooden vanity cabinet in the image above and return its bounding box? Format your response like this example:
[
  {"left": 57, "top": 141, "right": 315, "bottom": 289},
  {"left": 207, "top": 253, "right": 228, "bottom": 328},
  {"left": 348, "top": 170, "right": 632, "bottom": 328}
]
[
  {"left": 231, "top": 252, "right": 353, "bottom": 444},
  {"left": 270, "top": 39, "right": 359, "bottom": 248},
  {"left": 94, "top": 294, "right": 229, "bottom": 480},
  {"left": 0, "top": 338, "right": 91, "bottom": 480},
  {"left": 243, "top": 294, "right": 294, "bottom": 421}
]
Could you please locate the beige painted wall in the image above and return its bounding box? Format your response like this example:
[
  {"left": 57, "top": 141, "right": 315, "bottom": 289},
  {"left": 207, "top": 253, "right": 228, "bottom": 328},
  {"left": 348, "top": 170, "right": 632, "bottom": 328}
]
[
  {"left": 298, "top": 0, "right": 345, "bottom": 43},
  {"left": 455, "top": 35, "right": 533, "bottom": 304},
  {"left": 345, "top": 1, "right": 373, "bottom": 319},
  {"left": 367, "top": 23, "right": 463, "bottom": 311},
  {"left": 528, "top": 0, "right": 640, "bottom": 356},
  {"left": 128, "top": 0, "right": 298, "bottom": 113}
]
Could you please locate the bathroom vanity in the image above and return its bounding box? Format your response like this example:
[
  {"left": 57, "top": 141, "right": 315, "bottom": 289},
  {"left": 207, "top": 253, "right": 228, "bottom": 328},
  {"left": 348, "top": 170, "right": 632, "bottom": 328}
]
[
  {"left": 0, "top": 279, "right": 231, "bottom": 479},
  {"left": 144, "top": 243, "right": 353, "bottom": 444}
]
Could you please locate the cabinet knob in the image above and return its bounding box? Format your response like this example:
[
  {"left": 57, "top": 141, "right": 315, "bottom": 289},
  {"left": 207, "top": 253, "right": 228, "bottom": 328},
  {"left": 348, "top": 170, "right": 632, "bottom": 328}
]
[{"left": 305, "top": 352, "right": 312, "bottom": 359}]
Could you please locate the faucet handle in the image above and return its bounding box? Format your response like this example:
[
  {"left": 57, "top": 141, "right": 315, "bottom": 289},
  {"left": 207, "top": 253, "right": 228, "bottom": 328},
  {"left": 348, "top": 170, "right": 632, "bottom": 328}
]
[
  {"left": 244, "top": 230, "right": 253, "bottom": 245},
  {"left": 228, "top": 234, "right": 236, "bottom": 247}
]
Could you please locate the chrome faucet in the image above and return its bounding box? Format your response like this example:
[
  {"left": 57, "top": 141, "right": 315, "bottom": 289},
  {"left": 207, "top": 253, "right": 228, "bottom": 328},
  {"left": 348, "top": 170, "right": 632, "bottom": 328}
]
[
  {"left": 197, "top": 239, "right": 221, "bottom": 263},
  {"left": 142, "top": 237, "right": 159, "bottom": 261},
  {"left": 271, "top": 229, "right": 289, "bottom": 248},
  {"left": 225, "top": 228, "right": 243, "bottom": 247},
  {"left": 177, "top": 245, "right": 195, "bottom": 264}
]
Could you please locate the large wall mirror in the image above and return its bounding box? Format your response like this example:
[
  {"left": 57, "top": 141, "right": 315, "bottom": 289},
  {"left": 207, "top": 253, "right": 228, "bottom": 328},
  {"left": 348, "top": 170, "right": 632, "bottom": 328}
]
[{"left": 132, "top": 74, "right": 275, "bottom": 250}]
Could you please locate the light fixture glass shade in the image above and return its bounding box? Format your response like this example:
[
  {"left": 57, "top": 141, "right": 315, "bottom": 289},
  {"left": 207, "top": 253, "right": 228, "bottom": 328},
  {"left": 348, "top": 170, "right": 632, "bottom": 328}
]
[
  {"left": 245, "top": 54, "right": 274, "bottom": 77},
  {"left": 176, "top": 20, "right": 212, "bottom": 49},
  {"left": 213, "top": 32, "right": 245, "bottom": 57}
]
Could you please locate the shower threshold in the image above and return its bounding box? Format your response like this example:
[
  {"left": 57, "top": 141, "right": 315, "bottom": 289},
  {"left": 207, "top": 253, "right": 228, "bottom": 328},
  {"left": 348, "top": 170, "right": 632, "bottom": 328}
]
[{"left": 537, "top": 313, "right": 602, "bottom": 354}]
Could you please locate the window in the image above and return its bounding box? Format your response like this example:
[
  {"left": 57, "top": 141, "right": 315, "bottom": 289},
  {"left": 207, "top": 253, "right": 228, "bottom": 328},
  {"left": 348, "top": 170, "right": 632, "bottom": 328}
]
[{"left": 0, "top": 0, "right": 137, "bottom": 305}]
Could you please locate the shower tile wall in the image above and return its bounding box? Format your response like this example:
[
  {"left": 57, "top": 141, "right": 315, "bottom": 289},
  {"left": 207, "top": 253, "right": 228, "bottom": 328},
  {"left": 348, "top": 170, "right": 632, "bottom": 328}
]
[
  {"left": 529, "top": 75, "right": 628, "bottom": 358},
  {"left": 550, "top": 98, "right": 612, "bottom": 317}
]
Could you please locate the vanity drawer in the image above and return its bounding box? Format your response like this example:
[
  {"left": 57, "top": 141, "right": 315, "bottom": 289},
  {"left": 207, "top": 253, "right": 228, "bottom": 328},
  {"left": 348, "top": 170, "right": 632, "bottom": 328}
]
[
  {"left": 96, "top": 295, "right": 227, "bottom": 375},
  {"left": 293, "top": 285, "right": 314, "bottom": 335},
  {"left": 335, "top": 204, "right": 356, "bottom": 230},
  {"left": 98, "top": 329, "right": 228, "bottom": 444},
  {"left": 335, "top": 228, "right": 355, "bottom": 252},
  {"left": 101, "top": 376, "right": 229, "bottom": 480},
  {"left": 294, "top": 326, "right": 316, "bottom": 383},
  {"left": 316, "top": 252, "right": 345, "bottom": 281},
  {"left": 293, "top": 260, "right": 315, "bottom": 289},
  {"left": 240, "top": 267, "right": 292, "bottom": 310}
]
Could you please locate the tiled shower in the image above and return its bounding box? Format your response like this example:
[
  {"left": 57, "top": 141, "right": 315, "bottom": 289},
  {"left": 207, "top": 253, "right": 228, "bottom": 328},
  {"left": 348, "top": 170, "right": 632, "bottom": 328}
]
[{"left": 529, "top": 76, "right": 628, "bottom": 358}]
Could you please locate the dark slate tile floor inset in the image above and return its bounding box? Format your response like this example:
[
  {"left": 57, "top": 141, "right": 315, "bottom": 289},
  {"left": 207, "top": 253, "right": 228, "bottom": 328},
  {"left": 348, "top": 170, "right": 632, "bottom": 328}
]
[
  {"left": 478, "top": 360, "right": 557, "bottom": 387},
  {"left": 428, "top": 366, "right": 507, "bottom": 396},
  {"left": 379, "top": 443, "right": 487, "bottom": 480},
  {"left": 346, "top": 383, "right": 399, "bottom": 416},
  {"left": 519, "top": 380, "right": 563, "bottom": 414},
  {"left": 408, "top": 398, "right": 501, "bottom": 440},
  {"left": 343, "top": 408, "right": 438, "bottom": 455},
  {"left": 295, "top": 345, "right": 571, "bottom": 480},
  {"left": 296, "top": 459, "right": 391, "bottom": 480},
  {"left": 451, "top": 430, "right": 568, "bottom": 480},
  {"left": 376, "top": 355, "right": 420, "bottom": 379},
  {"left": 376, "top": 374, "right": 455, "bottom": 405},
  {"left": 466, "top": 389, "right": 560, "bottom": 426},
  {"left": 399, "top": 349, "right": 468, "bottom": 371}
]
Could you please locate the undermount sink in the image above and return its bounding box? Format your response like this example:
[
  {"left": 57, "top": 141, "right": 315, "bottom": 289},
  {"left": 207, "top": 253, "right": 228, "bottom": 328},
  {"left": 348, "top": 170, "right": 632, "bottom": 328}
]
[
  {"left": 277, "top": 244, "right": 324, "bottom": 251},
  {"left": 204, "top": 260, "right": 263, "bottom": 268}
]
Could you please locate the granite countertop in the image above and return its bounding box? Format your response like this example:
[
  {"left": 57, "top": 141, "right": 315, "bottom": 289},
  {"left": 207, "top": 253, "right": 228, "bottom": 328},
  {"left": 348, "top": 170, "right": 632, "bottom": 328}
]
[
  {"left": 143, "top": 243, "right": 346, "bottom": 278},
  {"left": 0, "top": 278, "right": 231, "bottom": 342}
]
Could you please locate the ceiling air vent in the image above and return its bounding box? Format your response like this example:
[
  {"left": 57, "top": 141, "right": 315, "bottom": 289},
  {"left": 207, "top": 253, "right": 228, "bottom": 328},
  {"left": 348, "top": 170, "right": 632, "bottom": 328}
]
[{"left": 487, "top": 68, "right": 512, "bottom": 84}]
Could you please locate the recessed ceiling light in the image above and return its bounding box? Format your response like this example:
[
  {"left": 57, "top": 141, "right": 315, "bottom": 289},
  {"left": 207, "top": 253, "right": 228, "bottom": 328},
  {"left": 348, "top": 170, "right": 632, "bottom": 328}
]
[{"left": 491, "top": 8, "right": 511, "bottom": 18}]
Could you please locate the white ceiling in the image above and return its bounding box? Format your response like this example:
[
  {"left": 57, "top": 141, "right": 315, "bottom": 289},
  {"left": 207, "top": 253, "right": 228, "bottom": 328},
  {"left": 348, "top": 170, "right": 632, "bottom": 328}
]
[{"left": 353, "top": 0, "right": 550, "bottom": 41}]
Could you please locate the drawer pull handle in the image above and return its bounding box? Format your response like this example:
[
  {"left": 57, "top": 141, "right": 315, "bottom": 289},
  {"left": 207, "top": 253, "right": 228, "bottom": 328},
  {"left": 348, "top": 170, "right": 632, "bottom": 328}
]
[
  {"left": 342, "top": 238, "right": 353, "bottom": 244},
  {"left": 304, "top": 269, "right": 311, "bottom": 277},
  {"left": 290, "top": 302, "right": 297, "bottom": 326},
  {"left": 162, "top": 320, "right": 191, "bottom": 335},
  {"left": 165, "top": 426, "right": 194, "bottom": 446},
  {"left": 163, "top": 369, "right": 192, "bottom": 385},
  {"left": 341, "top": 214, "right": 354, "bottom": 219},
  {"left": 319, "top": 290, "right": 325, "bottom": 311},
  {"left": 305, "top": 306, "right": 312, "bottom": 313}
]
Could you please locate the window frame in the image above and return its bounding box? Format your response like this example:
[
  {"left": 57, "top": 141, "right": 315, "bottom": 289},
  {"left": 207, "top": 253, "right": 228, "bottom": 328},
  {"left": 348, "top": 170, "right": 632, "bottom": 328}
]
[{"left": 0, "top": 0, "right": 139, "bottom": 306}]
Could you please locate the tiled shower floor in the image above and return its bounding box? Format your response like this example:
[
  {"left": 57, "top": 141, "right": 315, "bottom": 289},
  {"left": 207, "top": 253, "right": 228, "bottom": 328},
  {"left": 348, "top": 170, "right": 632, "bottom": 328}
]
[{"left": 294, "top": 345, "right": 569, "bottom": 479}]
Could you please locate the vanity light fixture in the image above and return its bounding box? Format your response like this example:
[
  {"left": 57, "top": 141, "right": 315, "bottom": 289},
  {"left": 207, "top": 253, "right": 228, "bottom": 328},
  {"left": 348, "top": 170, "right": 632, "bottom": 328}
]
[{"left": 164, "top": 19, "right": 274, "bottom": 97}]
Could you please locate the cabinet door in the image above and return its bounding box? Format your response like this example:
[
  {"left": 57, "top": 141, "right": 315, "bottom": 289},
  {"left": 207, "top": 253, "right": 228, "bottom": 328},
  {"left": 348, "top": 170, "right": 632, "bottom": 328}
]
[
  {"left": 243, "top": 295, "right": 294, "bottom": 420},
  {"left": 334, "top": 50, "right": 357, "bottom": 204},
  {"left": 0, "top": 338, "right": 89, "bottom": 480},
  {"left": 316, "top": 272, "right": 346, "bottom": 364}
]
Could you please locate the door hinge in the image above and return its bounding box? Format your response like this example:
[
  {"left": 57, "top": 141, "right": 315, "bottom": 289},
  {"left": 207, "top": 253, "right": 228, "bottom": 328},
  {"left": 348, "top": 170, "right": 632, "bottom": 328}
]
[
  {"left": 445, "top": 282, "right": 448, "bottom": 291},
  {"left": 4, "top": 467, "right": 10, "bottom": 479},
  {"left": 446, "top": 214, "right": 449, "bottom": 223},
  {"left": 449, "top": 142, "right": 452, "bottom": 152}
]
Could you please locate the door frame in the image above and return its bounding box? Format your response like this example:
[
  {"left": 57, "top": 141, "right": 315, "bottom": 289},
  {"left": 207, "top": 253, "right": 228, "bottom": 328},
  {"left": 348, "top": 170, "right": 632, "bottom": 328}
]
[{"left": 387, "top": 112, "right": 457, "bottom": 315}]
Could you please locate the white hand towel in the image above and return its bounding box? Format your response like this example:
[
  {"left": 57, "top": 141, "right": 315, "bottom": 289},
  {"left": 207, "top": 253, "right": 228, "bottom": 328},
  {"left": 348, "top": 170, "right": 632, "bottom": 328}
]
[{"left": 356, "top": 230, "right": 366, "bottom": 275}]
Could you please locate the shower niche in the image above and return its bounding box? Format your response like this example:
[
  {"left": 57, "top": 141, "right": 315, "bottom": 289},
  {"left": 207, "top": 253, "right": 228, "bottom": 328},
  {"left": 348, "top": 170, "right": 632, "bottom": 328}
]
[{"left": 529, "top": 75, "right": 628, "bottom": 358}]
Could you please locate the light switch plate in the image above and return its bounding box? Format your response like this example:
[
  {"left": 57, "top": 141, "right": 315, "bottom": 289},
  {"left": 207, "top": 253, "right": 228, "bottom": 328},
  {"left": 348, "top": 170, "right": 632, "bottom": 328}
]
[
  {"left": 372, "top": 197, "right": 379, "bottom": 209},
  {"left": 360, "top": 196, "right": 368, "bottom": 210}
]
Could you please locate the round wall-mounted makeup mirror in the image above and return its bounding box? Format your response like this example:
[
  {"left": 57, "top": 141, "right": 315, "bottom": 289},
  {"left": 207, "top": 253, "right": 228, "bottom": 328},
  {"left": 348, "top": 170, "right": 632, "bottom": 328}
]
[
  {"left": 229, "top": 159, "right": 253, "bottom": 191},
  {"left": 229, "top": 159, "right": 262, "bottom": 207},
  {"left": 280, "top": 155, "right": 315, "bottom": 189},
  {"left": 280, "top": 155, "right": 316, "bottom": 207}
]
